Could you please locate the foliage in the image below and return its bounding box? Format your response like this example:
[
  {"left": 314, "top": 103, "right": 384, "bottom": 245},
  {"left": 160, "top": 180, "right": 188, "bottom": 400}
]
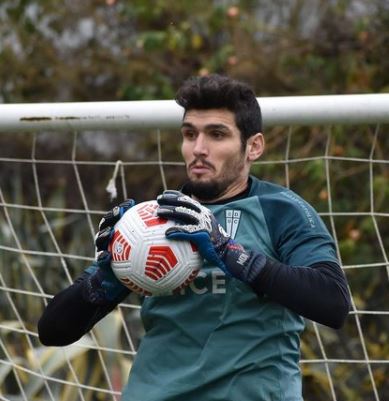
[{"left": 0, "top": 0, "right": 388, "bottom": 103}]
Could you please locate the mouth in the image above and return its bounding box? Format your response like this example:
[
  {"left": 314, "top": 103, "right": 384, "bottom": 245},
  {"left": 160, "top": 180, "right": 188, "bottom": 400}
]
[
  {"left": 188, "top": 161, "right": 214, "bottom": 176},
  {"left": 190, "top": 165, "right": 211, "bottom": 174}
]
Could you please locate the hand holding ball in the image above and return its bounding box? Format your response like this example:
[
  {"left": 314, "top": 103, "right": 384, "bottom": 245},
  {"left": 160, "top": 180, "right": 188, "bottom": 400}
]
[{"left": 108, "top": 200, "right": 202, "bottom": 296}]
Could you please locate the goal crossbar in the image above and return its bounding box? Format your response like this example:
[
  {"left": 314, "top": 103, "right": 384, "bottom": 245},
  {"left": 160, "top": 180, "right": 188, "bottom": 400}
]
[{"left": 0, "top": 94, "right": 388, "bottom": 132}]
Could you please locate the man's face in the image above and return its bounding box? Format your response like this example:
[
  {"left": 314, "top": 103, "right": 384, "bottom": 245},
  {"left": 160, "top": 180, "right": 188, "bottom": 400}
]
[{"left": 180, "top": 108, "right": 251, "bottom": 202}]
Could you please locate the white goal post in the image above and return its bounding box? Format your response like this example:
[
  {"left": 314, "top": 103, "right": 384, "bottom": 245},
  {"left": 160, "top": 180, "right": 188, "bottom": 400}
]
[
  {"left": 0, "top": 94, "right": 389, "bottom": 132},
  {"left": 0, "top": 95, "right": 388, "bottom": 401}
]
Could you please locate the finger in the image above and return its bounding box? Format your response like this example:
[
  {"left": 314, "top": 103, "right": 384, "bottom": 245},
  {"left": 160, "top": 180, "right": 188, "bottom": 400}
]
[
  {"left": 98, "top": 207, "right": 120, "bottom": 230},
  {"left": 96, "top": 250, "right": 112, "bottom": 266},
  {"left": 98, "top": 199, "right": 135, "bottom": 230},
  {"left": 95, "top": 226, "right": 113, "bottom": 251},
  {"left": 165, "top": 226, "right": 194, "bottom": 240},
  {"left": 157, "top": 191, "right": 201, "bottom": 213},
  {"left": 160, "top": 189, "right": 182, "bottom": 197},
  {"left": 119, "top": 199, "right": 136, "bottom": 211},
  {"left": 157, "top": 190, "right": 182, "bottom": 207},
  {"left": 157, "top": 205, "right": 199, "bottom": 225}
]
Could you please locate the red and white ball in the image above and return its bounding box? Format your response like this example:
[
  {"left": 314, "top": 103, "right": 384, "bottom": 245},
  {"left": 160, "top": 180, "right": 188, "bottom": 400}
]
[{"left": 108, "top": 200, "right": 202, "bottom": 296}]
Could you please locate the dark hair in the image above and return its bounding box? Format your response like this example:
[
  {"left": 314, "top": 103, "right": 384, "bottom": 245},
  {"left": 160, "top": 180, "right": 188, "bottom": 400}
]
[{"left": 175, "top": 74, "right": 262, "bottom": 145}]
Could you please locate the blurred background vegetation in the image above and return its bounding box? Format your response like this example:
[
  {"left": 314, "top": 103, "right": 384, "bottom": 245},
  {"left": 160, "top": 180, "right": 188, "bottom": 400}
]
[
  {"left": 0, "top": 0, "right": 388, "bottom": 400},
  {"left": 1, "top": 0, "right": 389, "bottom": 103}
]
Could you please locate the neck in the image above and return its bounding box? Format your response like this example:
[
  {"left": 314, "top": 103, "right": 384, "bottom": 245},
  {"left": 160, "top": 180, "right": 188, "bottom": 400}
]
[{"left": 193, "top": 176, "right": 250, "bottom": 204}]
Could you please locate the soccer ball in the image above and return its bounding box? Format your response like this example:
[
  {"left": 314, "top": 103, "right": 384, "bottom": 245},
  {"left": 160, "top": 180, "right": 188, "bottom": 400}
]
[{"left": 108, "top": 200, "right": 203, "bottom": 296}]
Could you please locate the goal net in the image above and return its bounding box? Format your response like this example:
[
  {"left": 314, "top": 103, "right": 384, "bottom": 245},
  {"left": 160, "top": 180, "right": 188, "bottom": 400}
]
[{"left": 0, "top": 95, "right": 388, "bottom": 401}]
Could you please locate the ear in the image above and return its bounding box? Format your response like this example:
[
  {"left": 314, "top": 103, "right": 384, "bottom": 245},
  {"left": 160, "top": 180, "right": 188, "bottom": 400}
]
[{"left": 246, "top": 133, "right": 264, "bottom": 161}]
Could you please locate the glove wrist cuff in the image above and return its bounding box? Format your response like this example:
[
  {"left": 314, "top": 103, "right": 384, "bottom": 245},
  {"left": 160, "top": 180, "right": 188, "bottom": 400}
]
[
  {"left": 82, "top": 264, "right": 129, "bottom": 305},
  {"left": 222, "top": 240, "right": 267, "bottom": 284},
  {"left": 82, "top": 271, "right": 108, "bottom": 305}
]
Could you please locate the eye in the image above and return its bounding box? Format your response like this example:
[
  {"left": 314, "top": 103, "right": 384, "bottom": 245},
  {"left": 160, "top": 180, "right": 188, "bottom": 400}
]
[
  {"left": 182, "top": 129, "right": 197, "bottom": 140},
  {"left": 210, "top": 130, "right": 226, "bottom": 139}
]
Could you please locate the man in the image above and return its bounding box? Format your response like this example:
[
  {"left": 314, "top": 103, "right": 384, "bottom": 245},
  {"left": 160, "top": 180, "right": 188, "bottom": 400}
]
[{"left": 38, "top": 74, "right": 351, "bottom": 401}]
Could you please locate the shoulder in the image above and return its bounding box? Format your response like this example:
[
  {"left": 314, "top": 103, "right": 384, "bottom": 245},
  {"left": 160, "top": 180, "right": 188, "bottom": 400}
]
[
  {"left": 249, "top": 175, "right": 325, "bottom": 232},
  {"left": 249, "top": 176, "right": 303, "bottom": 206},
  {"left": 250, "top": 176, "right": 314, "bottom": 217},
  {"left": 249, "top": 177, "right": 337, "bottom": 265}
]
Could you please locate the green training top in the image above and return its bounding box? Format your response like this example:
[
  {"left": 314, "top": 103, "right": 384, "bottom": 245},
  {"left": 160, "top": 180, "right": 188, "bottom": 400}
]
[{"left": 121, "top": 176, "right": 338, "bottom": 401}]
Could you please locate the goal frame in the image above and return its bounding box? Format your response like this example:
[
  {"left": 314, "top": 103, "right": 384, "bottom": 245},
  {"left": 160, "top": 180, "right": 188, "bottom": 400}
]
[
  {"left": 0, "top": 94, "right": 389, "bottom": 133},
  {"left": 0, "top": 94, "right": 388, "bottom": 401}
]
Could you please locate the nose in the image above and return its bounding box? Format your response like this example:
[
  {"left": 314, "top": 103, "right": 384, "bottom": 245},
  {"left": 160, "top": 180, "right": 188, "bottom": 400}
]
[{"left": 193, "top": 133, "right": 208, "bottom": 157}]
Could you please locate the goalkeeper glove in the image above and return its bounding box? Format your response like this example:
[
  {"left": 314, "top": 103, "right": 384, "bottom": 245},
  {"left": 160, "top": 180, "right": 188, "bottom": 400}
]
[
  {"left": 95, "top": 199, "right": 136, "bottom": 252},
  {"left": 83, "top": 199, "right": 135, "bottom": 304},
  {"left": 157, "top": 190, "right": 267, "bottom": 285},
  {"left": 83, "top": 250, "right": 130, "bottom": 304}
]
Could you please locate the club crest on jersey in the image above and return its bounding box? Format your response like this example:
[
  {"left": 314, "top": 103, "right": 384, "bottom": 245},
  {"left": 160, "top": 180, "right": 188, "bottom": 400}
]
[{"left": 225, "top": 209, "right": 241, "bottom": 239}]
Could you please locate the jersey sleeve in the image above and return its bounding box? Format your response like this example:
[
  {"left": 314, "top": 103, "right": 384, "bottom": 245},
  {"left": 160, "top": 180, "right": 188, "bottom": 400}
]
[
  {"left": 260, "top": 190, "right": 339, "bottom": 267},
  {"left": 38, "top": 269, "right": 125, "bottom": 346}
]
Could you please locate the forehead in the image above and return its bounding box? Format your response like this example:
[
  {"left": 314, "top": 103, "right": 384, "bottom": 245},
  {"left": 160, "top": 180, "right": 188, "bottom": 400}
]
[{"left": 182, "top": 109, "right": 238, "bottom": 130}]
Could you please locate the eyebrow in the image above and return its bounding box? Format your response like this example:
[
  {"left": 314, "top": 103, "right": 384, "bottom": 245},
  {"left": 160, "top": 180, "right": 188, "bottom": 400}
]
[{"left": 181, "top": 122, "right": 231, "bottom": 132}]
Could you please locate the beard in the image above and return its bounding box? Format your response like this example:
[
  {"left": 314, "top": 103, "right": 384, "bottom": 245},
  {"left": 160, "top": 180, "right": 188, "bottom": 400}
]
[
  {"left": 185, "top": 156, "right": 246, "bottom": 202},
  {"left": 185, "top": 179, "right": 231, "bottom": 202}
]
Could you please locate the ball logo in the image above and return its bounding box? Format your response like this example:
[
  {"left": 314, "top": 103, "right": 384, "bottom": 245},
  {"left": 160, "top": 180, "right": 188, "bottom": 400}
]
[
  {"left": 145, "top": 246, "right": 178, "bottom": 281},
  {"left": 114, "top": 242, "right": 123, "bottom": 254},
  {"left": 110, "top": 231, "right": 132, "bottom": 261},
  {"left": 137, "top": 203, "right": 168, "bottom": 227}
]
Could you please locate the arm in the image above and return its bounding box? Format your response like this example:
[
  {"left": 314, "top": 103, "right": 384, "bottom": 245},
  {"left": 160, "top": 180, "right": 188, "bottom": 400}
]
[
  {"left": 227, "top": 249, "right": 350, "bottom": 329},
  {"left": 38, "top": 269, "right": 127, "bottom": 346},
  {"left": 258, "top": 260, "right": 350, "bottom": 329},
  {"left": 38, "top": 200, "right": 135, "bottom": 346},
  {"left": 157, "top": 190, "right": 351, "bottom": 329}
]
